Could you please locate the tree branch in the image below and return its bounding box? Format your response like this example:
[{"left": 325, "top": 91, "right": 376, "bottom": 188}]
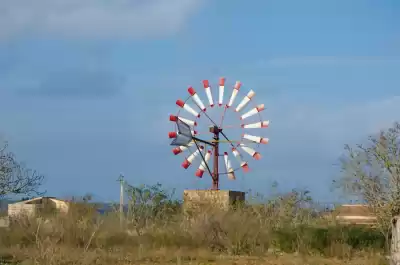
[{"left": 0, "top": 142, "right": 44, "bottom": 198}]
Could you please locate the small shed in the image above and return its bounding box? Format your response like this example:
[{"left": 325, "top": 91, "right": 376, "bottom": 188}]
[
  {"left": 333, "top": 204, "right": 377, "bottom": 225},
  {"left": 8, "top": 197, "right": 69, "bottom": 217}
]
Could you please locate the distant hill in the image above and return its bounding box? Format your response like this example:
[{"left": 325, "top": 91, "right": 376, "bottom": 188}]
[{"left": 94, "top": 203, "right": 128, "bottom": 214}]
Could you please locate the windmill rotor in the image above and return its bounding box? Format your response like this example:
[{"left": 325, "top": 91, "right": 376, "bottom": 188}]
[{"left": 168, "top": 77, "right": 270, "bottom": 190}]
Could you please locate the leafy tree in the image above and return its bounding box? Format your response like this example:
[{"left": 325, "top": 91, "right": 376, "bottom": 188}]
[
  {"left": 0, "top": 142, "right": 44, "bottom": 198},
  {"left": 334, "top": 122, "right": 400, "bottom": 250},
  {"left": 124, "top": 182, "right": 180, "bottom": 235}
]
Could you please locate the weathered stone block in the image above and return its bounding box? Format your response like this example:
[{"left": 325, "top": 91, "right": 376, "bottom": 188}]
[{"left": 183, "top": 190, "right": 245, "bottom": 213}]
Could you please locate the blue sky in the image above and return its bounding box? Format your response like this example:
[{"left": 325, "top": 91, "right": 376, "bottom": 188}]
[{"left": 0, "top": 0, "right": 399, "bottom": 203}]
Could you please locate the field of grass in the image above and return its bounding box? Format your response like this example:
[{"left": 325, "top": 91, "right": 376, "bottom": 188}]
[{"left": 0, "top": 190, "right": 390, "bottom": 265}]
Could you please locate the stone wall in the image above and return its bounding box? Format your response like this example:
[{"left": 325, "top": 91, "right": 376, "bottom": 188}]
[{"left": 183, "top": 190, "right": 245, "bottom": 213}]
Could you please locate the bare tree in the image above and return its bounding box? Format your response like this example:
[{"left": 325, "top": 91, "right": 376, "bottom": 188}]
[
  {"left": 0, "top": 142, "right": 44, "bottom": 198},
  {"left": 334, "top": 122, "right": 400, "bottom": 250}
]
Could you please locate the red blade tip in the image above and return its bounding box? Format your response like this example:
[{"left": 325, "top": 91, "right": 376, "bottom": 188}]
[
  {"left": 176, "top": 99, "right": 185, "bottom": 108},
  {"left": 234, "top": 81, "right": 241, "bottom": 90},
  {"left": 169, "top": 115, "right": 177, "bottom": 122},
  {"left": 253, "top": 153, "right": 262, "bottom": 160},
  {"left": 172, "top": 148, "right": 181, "bottom": 155},
  {"left": 168, "top": 132, "right": 177, "bottom": 138},
  {"left": 195, "top": 169, "right": 204, "bottom": 178},
  {"left": 182, "top": 160, "right": 190, "bottom": 169},
  {"left": 188, "top": 87, "right": 196, "bottom": 96}
]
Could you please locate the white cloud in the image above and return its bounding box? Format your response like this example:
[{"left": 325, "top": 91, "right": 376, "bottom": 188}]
[
  {"left": 0, "top": 0, "right": 203, "bottom": 40},
  {"left": 269, "top": 95, "right": 400, "bottom": 158}
]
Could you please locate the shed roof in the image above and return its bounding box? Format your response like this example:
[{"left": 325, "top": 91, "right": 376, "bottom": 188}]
[{"left": 11, "top": 197, "right": 61, "bottom": 205}]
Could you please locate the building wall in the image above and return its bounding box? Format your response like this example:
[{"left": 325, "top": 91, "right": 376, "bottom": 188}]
[
  {"left": 50, "top": 199, "right": 69, "bottom": 213},
  {"left": 0, "top": 216, "right": 9, "bottom": 228},
  {"left": 8, "top": 203, "right": 37, "bottom": 217},
  {"left": 336, "top": 216, "right": 377, "bottom": 225},
  {"left": 8, "top": 197, "right": 70, "bottom": 217},
  {"left": 330, "top": 204, "right": 377, "bottom": 225}
]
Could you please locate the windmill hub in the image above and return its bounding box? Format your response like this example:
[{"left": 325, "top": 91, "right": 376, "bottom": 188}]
[{"left": 209, "top": 125, "right": 222, "bottom": 134}]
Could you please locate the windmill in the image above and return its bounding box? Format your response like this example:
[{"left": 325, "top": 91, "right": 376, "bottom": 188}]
[{"left": 168, "top": 78, "right": 270, "bottom": 190}]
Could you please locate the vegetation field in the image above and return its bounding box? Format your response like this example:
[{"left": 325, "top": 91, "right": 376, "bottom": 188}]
[{"left": 0, "top": 187, "right": 389, "bottom": 265}]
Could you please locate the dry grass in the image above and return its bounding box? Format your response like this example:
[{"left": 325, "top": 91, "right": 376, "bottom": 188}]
[
  {"left": 0, "top": 191, "right": 389, "bottom": 265},
  {"left": 0, "top": 246, "right": 388, "bottom": 265}
]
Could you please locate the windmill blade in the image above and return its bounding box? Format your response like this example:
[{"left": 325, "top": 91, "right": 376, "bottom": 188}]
[
  {"left": 223, "top": 152, "right": 236, "bottom": 180},
  {"left": 176, "top": 99, "right": 200, "bottom": 118},
  {"left": 242, "top": 134, "right": 269, "bottom": 144},
  {"left": 235, "top": 90, "right": 255, "bottom": 112},
  {"left": 182, "top": 146, "right": 204, "bottom": 169},
  {"left": 170, "top": 115, "right": 197, "bottom": 127},
  {"left": 188, "top": 87, "right": 206, "bottom": 111},
  {"left": 219, "top": 121, "right": 269, "bottom": 130},
  {"left": 241, "top": 121, "right": 270, "bottom": 129},
  {"left": 239, "top": 144, "right": 261, "bottom": 160},
  {"left": 195, "top": 150, "right": 212, "bottom": 178},
  {"left": 218, "top": 77, "right": 225, "bottom": 106},
  {"left": 227, "top": 81, "right": 241, "bottom": 108},
  {"left": 240, "top": 104, "right": 265, "bottom": 120},
  {"left": 203, "top": 80, "right": 214, "bottom": 107},
  {"left": 172, "top": 142, "right": 194, "bottom": 155},
  {"left": 232, "top": 148, "right": 249, "bottom": 172}
]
